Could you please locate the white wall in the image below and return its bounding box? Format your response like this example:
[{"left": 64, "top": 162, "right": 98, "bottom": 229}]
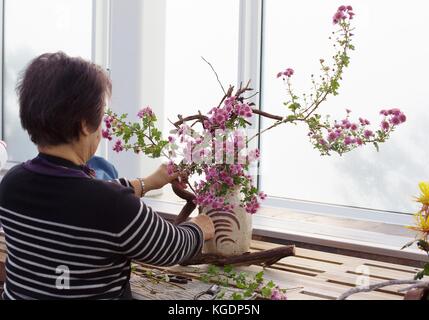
[{"left": 108, "top": 0, "right": 166, "bottom": 182}]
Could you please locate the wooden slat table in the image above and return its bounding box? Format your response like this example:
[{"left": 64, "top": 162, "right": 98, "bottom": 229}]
[{"left": 0, "top": 233, "right": 425, "bottom": 300}]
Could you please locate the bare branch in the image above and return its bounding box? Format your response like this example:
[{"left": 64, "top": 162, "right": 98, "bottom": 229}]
[
  {"left": 252, "top": 109, "right": 283, "bottom": 121},
  {"left": 337, "top": 279, "right": 424, "bottom": 300},
  {"left": 201, "top": 56, "right": 226, "bottom": 95}
]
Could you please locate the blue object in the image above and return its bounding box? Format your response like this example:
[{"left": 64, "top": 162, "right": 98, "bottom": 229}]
[{"left": 87, "top": 156, "right": 119, "bottom": 180}]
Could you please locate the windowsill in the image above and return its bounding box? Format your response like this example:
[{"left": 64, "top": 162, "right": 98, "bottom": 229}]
[{"left": 145, "top": 188, "right": 426, "bottom": 265}]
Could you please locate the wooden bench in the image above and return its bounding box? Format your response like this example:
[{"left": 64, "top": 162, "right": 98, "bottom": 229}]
[{"left": 0, "top": 233, "right": 425, "bottom": 300}]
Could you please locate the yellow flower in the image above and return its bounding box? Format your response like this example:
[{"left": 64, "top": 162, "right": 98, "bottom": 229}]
[
  {"left": 406, "top": 213, "right": 429, "bottom": 237},
  {"left": 416, "top": 182, "right": 429, "bottom": 206}
]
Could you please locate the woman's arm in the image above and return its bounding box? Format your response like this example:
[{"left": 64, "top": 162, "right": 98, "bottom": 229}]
[
  {"left": 113, "top": 188, "right": 214, "bottom": 266},
  {"left": 113, "top": 164, "right": 183, "bottom": 198}
]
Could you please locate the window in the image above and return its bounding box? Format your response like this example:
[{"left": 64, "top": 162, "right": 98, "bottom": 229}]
[
  {"left": 259, "top": 0, "right": 429, "bottom": 214},
  {"left": 0, "top": 0, "right": 424, "bottom": 221},
  {"left": 163, "top": 0, "right": 240, "bottom": 129},
  {"left": 2, "top": 0, "right": 93, "bottom": 162}
]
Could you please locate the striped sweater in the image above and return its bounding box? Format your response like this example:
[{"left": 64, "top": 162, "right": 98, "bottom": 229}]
[{"left": 0, "top": 153, "right": 203, "bottom": 300}]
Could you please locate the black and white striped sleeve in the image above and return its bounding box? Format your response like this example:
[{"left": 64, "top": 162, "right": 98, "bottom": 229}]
[
  {"left": 110, "top": 178, "right": 133, "bottom": 189},
  {"left": 113, "top": 189, "right": 203, "bottom": 266}
]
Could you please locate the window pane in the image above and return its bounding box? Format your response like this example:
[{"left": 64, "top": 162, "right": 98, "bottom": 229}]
[
  {"left": 260, "top": 0, "right": 429, "bottom": 213},
  {"left": 163, "top": 0, "right": 240, "bottom": 130},
  {"left": 3, "top": 0, "right": 93, "bottom": 162}
]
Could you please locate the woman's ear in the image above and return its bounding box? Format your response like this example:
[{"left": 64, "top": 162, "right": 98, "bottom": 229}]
[{"left": 81, "top": 121, "right": 92, "bottom": 137}]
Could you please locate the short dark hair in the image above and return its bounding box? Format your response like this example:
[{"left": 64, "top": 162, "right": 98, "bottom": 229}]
[{"left": 17, "top": 52, "right": 112, "bottom": 146}]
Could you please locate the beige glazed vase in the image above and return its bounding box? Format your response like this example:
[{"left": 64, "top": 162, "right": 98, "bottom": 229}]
[{"left": 200, "top": 190, "right": 253, "bottom": 257}]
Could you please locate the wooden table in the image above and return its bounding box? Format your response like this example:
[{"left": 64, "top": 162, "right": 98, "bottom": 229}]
[{"left": 0, "top": 233, "right": 423, "bottom": 300}]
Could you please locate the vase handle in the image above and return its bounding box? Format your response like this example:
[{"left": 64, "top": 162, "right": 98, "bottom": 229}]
[{"left": 171, "top": 181, "right": 197, "bottom": 225}]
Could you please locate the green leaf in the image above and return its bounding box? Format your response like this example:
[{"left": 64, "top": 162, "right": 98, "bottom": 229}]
[
  {"left": 255, "top": 271, "right": 264, "bottom": 283},
  {"left": 415, "top": 270, "right": 425, "bottom": 280},
  {"left": 223, "top": 265, "right": 233, "bottom": 274},
  {"left": 200, "top": 274, "right": 210, "bottom": 283},
  {"left": 288, "top": 103, "right": 301, "bottom": 113},
  {"left": 285, "top": 115, "right": 297, "bottom": 122},
  {"left": 207, "top": 265, "right": 219, "bottom": 275},
  {"left": 414, "top": 264, "right": 429, "bottom": 280},
  {"left": 216, "top": 291, "right": 226, "bottom": 300},
  {"left": 401, "top": 240, "right": 417, "bottom": 251},
  {"left": 244, "top": 289, "right": 253, "bottom": 298},
  {"left": 261, "top": 287, "right": 272, "bottom": 299},
  {"left": 424, "top": 263, "right": 429, "bottom": 276},
  {"left": 232, "top": 293, "right": 243, "bottom": 300},
  {"left": 417, "top": 240, "right": 429, "bottom": 253}
]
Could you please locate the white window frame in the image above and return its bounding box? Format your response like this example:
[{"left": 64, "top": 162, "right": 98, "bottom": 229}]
[
  {"left": 0, "top": 0, "right": 4, "bottom": 145},
  {"left": 92, "top": 0, "right": 112, "bottom": 160}
]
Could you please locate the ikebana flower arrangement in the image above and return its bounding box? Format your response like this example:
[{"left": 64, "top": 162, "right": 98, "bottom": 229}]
[{"left": 103, "top": 6, "right": 406, "bottom": 257}]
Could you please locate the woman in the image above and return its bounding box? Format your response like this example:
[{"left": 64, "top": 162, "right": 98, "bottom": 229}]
[{"left": 0, "top": 52, "right": 214, "bottom": 300}]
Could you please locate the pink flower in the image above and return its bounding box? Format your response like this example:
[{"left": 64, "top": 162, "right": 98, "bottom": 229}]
[
  {"left": 271, "top": 287, "right": 287, "bottom": 300},
  {"left": 137, "top": 106, "right": 154, "bottom": 119},
  {"left": 259, "top": 192, "right": 267, "bottom": 200},
  {"left": 333, "top": 5, "right": 354, "bottom": 24},
  {"left": 248, "top": 149, "right": 261, "bottom": 162},
  {"left": 333, "top": 11, "right": 346, "bottom": 24},
  {"left": 328, "top": 132, "right": 338, "bottom": 142},
  {"left": 284, "top": 68, "right": 294, "bottom": 77},
  {"left": 387, "top": 108, "right": 400, "bottom": 116},
  {"left": 277, "top": 68, "right": 294, "bottom": 78},
  {"left": 381, "top": 121, "right": 390, "bottom": 131},
  {"left": 359, "top": 118, "right": 370, "bottom": 126},
  {"left": 390, "top": 116, "right": 401, "bottom": 125},
  {"left": 364, "top": 130, "right": 374, "bottom": 138},
  {"left": 104, "top": 116, "right": 113, "bottom": 128},
  {"left": 399, "top": 113, "right": 407, "bottom": 123},
  {"left": 230, "top": 164, "right": 244, "bottom": 176},
  {"left": 350, "top": 123, "right": 358, "bottom": 131},
  {"left": 168, "top": 136, "right": 175, "bottom": 143},
  {"left": 344, "top": 136, "right": 353, "bottom": 145},
  {"left": 113, "top": 140, "right": 124, "bottom": 153},
  {"left": 102, "top": 129, "right": 112, "bottom": 141},
  {"left": 245, "top": 196, "right": 260, "bottom": 214},
  {"left": 166, "top": 161, "right": 176, "bottom": 176}
]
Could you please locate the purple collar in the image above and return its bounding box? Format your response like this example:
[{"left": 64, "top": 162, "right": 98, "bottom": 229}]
[{"left": 23, "top": 155, "right": 96, "bottom": 179}]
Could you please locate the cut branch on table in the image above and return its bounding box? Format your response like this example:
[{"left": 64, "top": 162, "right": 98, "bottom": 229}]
[
  {"left": 337, "top": 279, "right": 428, "bottom": 300},
  {"left": 180, "top": 245, "right": 296, "bottom": 267}
]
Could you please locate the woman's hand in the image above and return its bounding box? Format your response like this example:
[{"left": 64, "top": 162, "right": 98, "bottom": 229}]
[
  {"left": 129, "top": 164, "right": 187, "bottom": 197},
  {"left": 142, "top": 164, "right": 186, "bottom": 194},
  {"left": 189, "top": 215, "right": 215, "bottom": 241}
]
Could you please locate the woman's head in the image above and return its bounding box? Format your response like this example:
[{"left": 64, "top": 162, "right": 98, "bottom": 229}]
[{"left": 17, "top": 52, "right": 111, "bottom": 158}]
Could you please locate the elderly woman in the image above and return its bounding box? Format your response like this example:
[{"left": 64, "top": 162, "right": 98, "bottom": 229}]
[{"left": 0, "top": 52, "right": 214, "bottom": 300}]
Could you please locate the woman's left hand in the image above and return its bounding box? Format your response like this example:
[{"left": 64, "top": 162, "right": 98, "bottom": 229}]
[{"left": 143, "top": 164, "right": 187, "bottom": 192}]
